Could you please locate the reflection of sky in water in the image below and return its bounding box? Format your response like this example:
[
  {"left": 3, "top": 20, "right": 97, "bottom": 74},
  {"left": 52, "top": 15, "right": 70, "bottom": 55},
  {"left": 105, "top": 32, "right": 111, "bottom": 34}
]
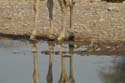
[{"left": 0, "top": 40, "right": 124, "bottom": 83}]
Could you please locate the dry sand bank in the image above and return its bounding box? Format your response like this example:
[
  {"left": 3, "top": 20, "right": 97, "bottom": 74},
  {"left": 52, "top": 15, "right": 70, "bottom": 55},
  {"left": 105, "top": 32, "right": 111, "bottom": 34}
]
[{"left": 0, "top": 0, "right": 125, "bottom": 43}]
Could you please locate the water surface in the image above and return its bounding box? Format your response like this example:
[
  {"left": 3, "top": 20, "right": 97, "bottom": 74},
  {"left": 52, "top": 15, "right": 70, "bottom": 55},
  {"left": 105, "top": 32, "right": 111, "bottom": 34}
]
[{"left": 0, "top": 39, "right": 125, "bottom": 83}]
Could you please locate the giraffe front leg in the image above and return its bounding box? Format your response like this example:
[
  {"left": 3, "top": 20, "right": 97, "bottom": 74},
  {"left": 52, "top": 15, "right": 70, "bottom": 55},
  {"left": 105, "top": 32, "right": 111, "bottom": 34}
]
[
  {"left": 68, "top": 0, "right": 76, "bottom": 40},
  {"left": 30, "top": 0, "right": 40, "bottom": 41}
]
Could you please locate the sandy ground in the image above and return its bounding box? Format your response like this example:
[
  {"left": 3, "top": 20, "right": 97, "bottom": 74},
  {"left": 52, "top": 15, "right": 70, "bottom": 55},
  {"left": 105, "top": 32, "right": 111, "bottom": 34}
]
[{"left": 0, "top": 0, "right": 125, "bottom": 43}]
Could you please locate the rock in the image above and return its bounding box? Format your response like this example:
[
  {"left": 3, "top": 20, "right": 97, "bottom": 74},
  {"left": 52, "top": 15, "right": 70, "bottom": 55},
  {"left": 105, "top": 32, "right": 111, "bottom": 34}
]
[{"left": 107, "top": 6, "right": 119, "bottom": 12}]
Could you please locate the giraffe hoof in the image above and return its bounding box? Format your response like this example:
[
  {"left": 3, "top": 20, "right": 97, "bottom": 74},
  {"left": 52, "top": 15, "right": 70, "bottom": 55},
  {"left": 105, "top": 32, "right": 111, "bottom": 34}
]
[
  {"left": 30, "top": 35, "right": 37, "bottom": 41},
  {"left": 57, "top": 37, "right": 64, "bottom": 43}
]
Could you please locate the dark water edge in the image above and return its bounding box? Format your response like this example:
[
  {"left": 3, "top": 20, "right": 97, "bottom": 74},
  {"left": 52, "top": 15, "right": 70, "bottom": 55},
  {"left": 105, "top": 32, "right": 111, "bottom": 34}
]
[{"left": 0, "top": 39, "right": 125, "bottom": 83}]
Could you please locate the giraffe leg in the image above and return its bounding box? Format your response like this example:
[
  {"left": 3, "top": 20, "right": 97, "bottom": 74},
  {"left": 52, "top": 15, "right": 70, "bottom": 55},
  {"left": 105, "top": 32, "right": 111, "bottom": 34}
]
[
  {"left": 57, "top": 0, "right": 75, "bottom": 42},
  {"left": 57, "top": 10, "right": 67, "bottom": 42},
  {"left": 68, "top": 0, "right": 75, "bottom": 40},
  {"left": 69, "top": 0, "right": 75, "bottom": 29},
  {"left": 47, "top": 0, "right": 56, "bottom": 37},
  {"left": 30, "top": 0, "right": 40, "bottom": 40}
]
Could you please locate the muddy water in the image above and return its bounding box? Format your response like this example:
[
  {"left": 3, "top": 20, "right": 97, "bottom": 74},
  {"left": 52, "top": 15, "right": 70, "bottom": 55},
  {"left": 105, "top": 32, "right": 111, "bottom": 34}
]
[{"left": 0, "top": 40, "right": 125, "bottom": 83}]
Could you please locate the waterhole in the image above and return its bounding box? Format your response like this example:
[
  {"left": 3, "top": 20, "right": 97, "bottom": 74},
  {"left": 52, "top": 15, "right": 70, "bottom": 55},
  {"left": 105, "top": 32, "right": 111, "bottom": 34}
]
[{"left": 0, "top": 39, "right": 125, "bottom": 83}]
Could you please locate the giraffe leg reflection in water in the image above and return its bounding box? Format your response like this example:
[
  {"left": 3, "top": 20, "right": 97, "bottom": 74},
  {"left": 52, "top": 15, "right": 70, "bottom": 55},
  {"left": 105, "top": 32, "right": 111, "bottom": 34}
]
[
  {"left": 46, "top": 41, "right": 55, "bottom": 83},
  {"left": 58, "top": 43, "right": 75, "bottom": 83},
  {"left": 31, "top": 41, "right": 75, "bottom": 83},
  {"left": 31, "top": 41, "right": 40, "bottom": 83},
  {"left": 58, "top": 44, "right": 67, "bottom": 83},
  {"left": 68, "top": 43, "right": 75, "bottom": 83}
]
